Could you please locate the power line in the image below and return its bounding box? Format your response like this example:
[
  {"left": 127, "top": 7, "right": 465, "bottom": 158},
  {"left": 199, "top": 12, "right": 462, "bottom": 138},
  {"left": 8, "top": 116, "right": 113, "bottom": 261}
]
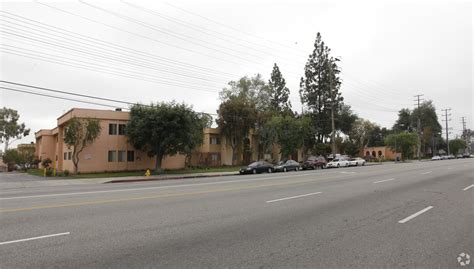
[
  {"left": 1, "top": 83, "right": 219, "bottom": 116},
  {"left": 0, "top": 86, "right": 128, "bottom": 109}
]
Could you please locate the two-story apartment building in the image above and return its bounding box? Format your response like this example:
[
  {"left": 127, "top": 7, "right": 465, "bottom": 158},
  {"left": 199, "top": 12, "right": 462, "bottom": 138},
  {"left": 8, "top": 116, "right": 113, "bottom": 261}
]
[
  {"left": 36, "top": 108, "right": 306, "bottom": 173},
  {"left": 35, "top": 108, "right": 185, "bottom": 173}
]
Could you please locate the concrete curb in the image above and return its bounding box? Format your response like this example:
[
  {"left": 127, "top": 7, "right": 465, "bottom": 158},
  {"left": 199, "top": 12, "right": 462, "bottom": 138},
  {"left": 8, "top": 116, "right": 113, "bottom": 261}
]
[{"left": 104, "top": 172, "right": 240, "bottom": 184}]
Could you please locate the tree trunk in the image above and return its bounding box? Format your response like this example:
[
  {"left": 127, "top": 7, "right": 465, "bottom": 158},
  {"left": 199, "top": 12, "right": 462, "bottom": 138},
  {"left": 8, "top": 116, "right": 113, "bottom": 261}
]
[
  {"left": 155, "top": 154, "right": 163, "bottom": 174},
  {"left": 4, "top": 138, "right": 9, "bottom": 153}
]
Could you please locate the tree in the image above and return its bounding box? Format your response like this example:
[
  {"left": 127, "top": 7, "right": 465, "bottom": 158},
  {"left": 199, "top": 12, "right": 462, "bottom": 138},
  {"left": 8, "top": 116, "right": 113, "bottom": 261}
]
[
  {"left": 17, "top": 147, "right": 35, "bottom": 170},
  {"left": 347, "top": 118, "right": 377, "bottom": 152},
  {"left": 393, "top": 108, "right": 412, "bottom": 132},
  {"left": 385, "top": 132, "right": 418, "bottom": 161},
  {"left": 63, "top": 117, "right": 101, "bottom": 174},
  {"left": 127, "top": 102, "right": 204, "bottom": 173},
  {"left": 217, "top": 96, "right": 257, "bottom": 165},
  {"left": 268, "top": 63, "right": 292, "bottom": 115},
  {"left": 2, "top": 149, "right": 20, "bottom": 171},
  {"left": 336, "top": 104, "right": 358, "bottom": 135},
  {"left": 449, "top": 139, "right": 467, "bottom": 155},
  {"left": 269, "top": 115, "right": 306, "bottom": 159},
  {"left": 299, "top": 33, "right": 343, "bottom": 143},
  {"left": 0, "top": 107, "right": 30, "bottom": 152}
]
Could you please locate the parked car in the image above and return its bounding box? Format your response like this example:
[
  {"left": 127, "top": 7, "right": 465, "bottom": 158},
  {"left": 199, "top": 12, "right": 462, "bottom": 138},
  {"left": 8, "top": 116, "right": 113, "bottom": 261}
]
[
  {"left": 456, "top": 154, "right": 464, "bottom": 159},
  {"left": 463, "top": 153, "right": 471, "bottom": 158},
  {"left": 440, "top": 155, "right": 449, "bottom": 160},
  {"left": 239, "top": 161, "right": 274, "bottom": 174},
  {"left": 349, "top": 157, "right": 366, "bottom": 166},
  {"left": 302, "top": 156, "right": 327, "bottom": 170},
  {"left": 326, "top": 158, "right": 350, "bottom": 168},
  {"left": 447, "top": 154, "right": 455, "bottom": 159},
  {"left": 431, "top": 155, "right": 441, "bottom": 161},
  {"left": 274, "top": 160, "right": 301, "bottom": 172}
]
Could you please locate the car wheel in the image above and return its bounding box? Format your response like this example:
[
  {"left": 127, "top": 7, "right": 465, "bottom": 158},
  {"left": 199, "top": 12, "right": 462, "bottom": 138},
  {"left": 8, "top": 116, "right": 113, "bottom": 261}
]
[
  {"left": 362, "top": 162, "right": 365, "bottom": 166},
  {"left": 283, "top": 167, "right": 287, "bottom": 172},
  {"left": 337, "top": 164, "right": 340, "bottom": 168},
  {"left": 355, "top": 163, "right": 358, "bottom": 166},
  {"left": 296, "top": 167, "right": 299, "bottom": 171},
  {"left": 253, "top": 169, "right": 257, "bottom": 174},
  {"left": 268, "top": 168, "right": 272, "bottom": 173}
]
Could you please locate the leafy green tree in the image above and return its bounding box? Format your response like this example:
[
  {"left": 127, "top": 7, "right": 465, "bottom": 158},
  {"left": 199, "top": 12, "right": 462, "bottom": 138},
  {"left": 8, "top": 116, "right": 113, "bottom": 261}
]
[
  {"left": 393, "top": 108, "right": 413, "bottom": 132},
  {"left": 218, "top": 75, "right": 270, "bottom": 164},
  {"left": 0, "top": 107, "right": 30, "bottom": 152},
  {"left": 367, "top": 126, "right": 391, "bottom": 147},
  {"left": 63, "top": 117, "right": 102, "bottom": 174},
  {"left": 2, "top": 149, "right": 20, "bottom": 171},
  {"left": 17, "top": 147, "right": 35, "bottom": 170},
  {"left": 449, "top": 139, "right": 467, "bottom": 155},
  {"left": 127, "top": 103, "right": 204, "bottom": 173},
  {"left": 347, "top": 118, "right": 376, "bottom": 150},
  {"left": 217, "top": 96, "right": 257, "bottom": 165},
  {"left": 268, "top": 63, "right": 292, "bottom": 115},
  {"left": 385, "top": 132, "right": 418, "bottom": 161},
  {"left": 299, "top": 33, "right": 343, "bottom": 143},
  {"left": 269, "top": 115, "right": 306, "bottom": 159},
  {"left": 336, "top": 104, "right": 358, "bottom": 135}
]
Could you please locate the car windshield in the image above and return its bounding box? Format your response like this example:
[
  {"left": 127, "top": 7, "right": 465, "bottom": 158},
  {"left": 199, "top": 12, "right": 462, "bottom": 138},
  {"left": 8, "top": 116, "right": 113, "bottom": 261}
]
[{"left": 248, "top": 162, "right": 260, "bottom": 167}]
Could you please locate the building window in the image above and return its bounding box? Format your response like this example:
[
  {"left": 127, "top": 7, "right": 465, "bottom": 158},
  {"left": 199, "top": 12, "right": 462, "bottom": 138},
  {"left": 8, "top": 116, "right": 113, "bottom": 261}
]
[
  {"left": 211, "top": 153, "right": 219, "bottom": 161},
  {"left": 108, "top": 151, "right": 116, "bottom": 162},
  {"left": 210, "top": 136, "right": 220, "bottom": 145},
  {"left": 109, "top": 124, "right": 117, "bottom": 135},
  {"left": 118, "top": 150, "right": 126, "bottom": 162},
  {"left": 68, "top": 152, "right": 72, "bottom": 160},
  {"left": 64, "top": 152, "right": 67, "bottom": 160},
  {"left": 127, "top": 151, "right": 135, "bottom": 162},
  {"left": 118, "top": 124, "right": 126, "bottom": 135}
]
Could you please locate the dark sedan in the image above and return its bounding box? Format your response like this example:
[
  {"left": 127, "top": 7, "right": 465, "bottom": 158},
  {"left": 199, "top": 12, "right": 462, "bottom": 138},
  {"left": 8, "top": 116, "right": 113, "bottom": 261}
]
[
  {"left": 274, "top": 160, "right": 301, "bottom": 172},
  {"left": 239, "top": 161, "right": 274, "bottom": 174}
]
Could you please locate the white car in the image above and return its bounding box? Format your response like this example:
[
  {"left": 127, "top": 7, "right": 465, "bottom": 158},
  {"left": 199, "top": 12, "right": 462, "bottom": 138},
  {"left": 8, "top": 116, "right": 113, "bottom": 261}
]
[
  {"left": 431, "top": 156, "right": 441, "bottom": 161},
  {"left": 326, "top": 158, "right": 350, "bottom": 168},
  {"left": 349, "top": 157, "right": 366, "bottom": 166}
]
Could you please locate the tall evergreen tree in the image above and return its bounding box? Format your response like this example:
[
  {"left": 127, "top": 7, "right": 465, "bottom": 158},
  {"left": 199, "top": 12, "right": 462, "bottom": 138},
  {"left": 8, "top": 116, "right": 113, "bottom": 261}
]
[
  {"left": 299, "top": 32, "right": 343, "bottom": 143},
  {"left": 268, "top": 63, "right": 292, "bottom": 115}
]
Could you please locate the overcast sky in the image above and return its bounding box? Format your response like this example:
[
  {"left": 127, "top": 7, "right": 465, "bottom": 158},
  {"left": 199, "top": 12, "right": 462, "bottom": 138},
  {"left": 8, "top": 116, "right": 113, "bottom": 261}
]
[{"left": 1, "top": 0, "right": 472, "bottom": 148}]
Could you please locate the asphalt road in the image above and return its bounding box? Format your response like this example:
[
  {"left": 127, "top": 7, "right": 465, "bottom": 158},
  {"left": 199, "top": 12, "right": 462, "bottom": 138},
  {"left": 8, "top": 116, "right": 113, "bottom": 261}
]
[{"left": 1, "top": 159, "right": 473, "bottom": 268}]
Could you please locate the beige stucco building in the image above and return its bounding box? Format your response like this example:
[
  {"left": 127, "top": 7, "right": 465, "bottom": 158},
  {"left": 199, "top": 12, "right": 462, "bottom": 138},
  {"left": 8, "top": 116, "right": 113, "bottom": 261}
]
[
  {"left": 35, "top": 108, "right": 305, "bottom": 173},
  {"left": 35, "top": 108, "right": 185, "bottom": 173}
]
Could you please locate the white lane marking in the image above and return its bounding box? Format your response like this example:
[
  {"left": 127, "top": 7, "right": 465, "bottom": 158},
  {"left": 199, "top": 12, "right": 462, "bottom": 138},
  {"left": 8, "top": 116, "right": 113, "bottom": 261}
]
[
  {"left": 398, "top": 206, "right": 433, "bottom": 224},
  {"left": 340, "top": 171, "right": 356, "bottom": 174},
  {"left": 0, "top": 172, "right": 340, "bottom": 200},
  {"left": 462, "top": 184, "right": 474, "bottom": 191},
  {"left": 0, "top": 232, "right": 70, "bottom": 246},
  {"left": 421, "top": 171, "right": 432, "bottom": 175},
  {"left": 266, "top": 192, "right": 322, "bottom": 203},
  {"left": 373, "top": 178, "right": 395, "bottom": 184},
  {"left": 447, "top": 167, "right": 453, "bottom": 170}
]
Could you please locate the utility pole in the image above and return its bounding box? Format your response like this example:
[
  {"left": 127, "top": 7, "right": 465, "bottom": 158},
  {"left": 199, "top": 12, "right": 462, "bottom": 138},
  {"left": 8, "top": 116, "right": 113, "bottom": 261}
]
[
  {"left": 331, "top": 103, "right": 336, "bottom": 157},
  {"left": 461, "top": 116, "right": 467, "bottom": 153},
  {"left": 414, "top": 94, "right": 424, "bottom": 161},
  {"left": 441, "top": 108, "right": 452, "bottom": 155}
]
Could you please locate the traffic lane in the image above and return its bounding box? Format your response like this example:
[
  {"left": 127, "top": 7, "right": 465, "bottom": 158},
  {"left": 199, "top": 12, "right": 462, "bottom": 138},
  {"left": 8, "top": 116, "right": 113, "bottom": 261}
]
[
  {"left": 0, "top": 159, "right": 464, "bottom": 214},
  {"left": 2, "top": 157, "right": 470, "bottom": 205},
  {"left": 1, "top": 158, "right": 471, "bottom": 237},
  {"left": 1, "top": 162, "right": 472, "bottom": 267},
  {"left": 0, "top": 157, "right": 470, "bottom": 200}
]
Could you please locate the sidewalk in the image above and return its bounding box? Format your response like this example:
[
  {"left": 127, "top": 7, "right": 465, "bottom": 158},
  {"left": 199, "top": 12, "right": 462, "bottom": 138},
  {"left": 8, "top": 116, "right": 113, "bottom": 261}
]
[{"left": 0, "top": 171, "right": 240, "bottom": 189}]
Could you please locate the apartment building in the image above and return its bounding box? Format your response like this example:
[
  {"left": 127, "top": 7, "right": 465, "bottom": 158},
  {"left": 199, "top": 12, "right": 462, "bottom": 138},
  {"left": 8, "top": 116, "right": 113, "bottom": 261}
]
[
  {"left": 35, "top": 108, "right": 305, "bottom": 173},
  {"left": 35, "top": 108, "right": 185, "bottom": 173}
]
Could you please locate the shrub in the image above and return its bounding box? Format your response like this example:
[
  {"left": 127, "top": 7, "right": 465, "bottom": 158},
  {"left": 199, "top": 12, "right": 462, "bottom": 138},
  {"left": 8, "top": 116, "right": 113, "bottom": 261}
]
[
  {"left": 45, "top": 168, "right": 53, "bottom": 177},
  {"left": 41, "top": 158, "right": 52, "bottom": 168},
  {"left": 63, "top": 169, "right": 70, "bottom": 177}
]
